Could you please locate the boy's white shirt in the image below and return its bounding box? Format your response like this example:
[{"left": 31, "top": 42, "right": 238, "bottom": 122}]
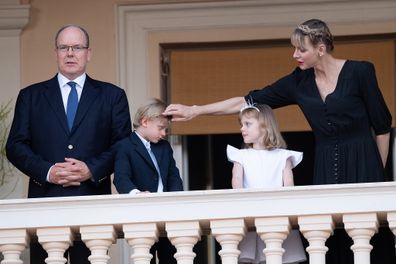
[{"left": 129, "top": 131, "right": 164, "bottom": 194}]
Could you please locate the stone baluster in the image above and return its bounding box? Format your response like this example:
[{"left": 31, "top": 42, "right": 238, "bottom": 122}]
[
  {"left": 255, "top": 217, "right": 290, "bottom": 264},
  {"left": 344, "top": 213, "right": 378, "bottom": 264},
  {"left": 387, "top": 212, "right": 396, "bottom": 250},
  {"left": 123, "top": 223, "right": 159, "bottom": 264},
  {"left": 0, "top": 229, "right": 28, "bottom": 264},
  {"left": 80, "top": 225, "right": 116, "bottom": 264},
  {"left": 166, "top": 221, "right": 201, "bottom": 264},
  {"left": 210, "top": 218, "right": 246, "bottom": 264},
  {"left": 298, "top": 214, "right": 334, "bottom": 264},
  {"left": 37, "top": 227, "right": 73, "bottom": 264}
]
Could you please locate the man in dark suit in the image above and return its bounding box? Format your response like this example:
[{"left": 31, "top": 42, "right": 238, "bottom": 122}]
[
  {"left": 6, "top": 24, "right": 131, "bottom": 263},
  {"left": 113, "top": 98, "right": 183, "bottom": 264}
]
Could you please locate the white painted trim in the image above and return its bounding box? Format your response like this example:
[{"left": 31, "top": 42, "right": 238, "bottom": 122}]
[
  {"left": 0, "top": 4, "right": 30, "bottom": 36},
  {"left": 1, "top": 181, "right": 396, "bottom": 229},
  {"left": 116, "top": 0, "right": 396, "bottom": 112}
]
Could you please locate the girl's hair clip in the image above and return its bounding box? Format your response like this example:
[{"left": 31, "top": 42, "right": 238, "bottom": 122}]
[{"left": 240, "top": 98, "right": 260, "bottom": 113}]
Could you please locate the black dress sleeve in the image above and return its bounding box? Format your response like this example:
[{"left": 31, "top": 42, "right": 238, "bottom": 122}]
[
  {"left": 244, "top": 67, "right": 302, "bottom": 109},
  {"left": 358, "top": 61, "right": 392, "bottom": 135}
]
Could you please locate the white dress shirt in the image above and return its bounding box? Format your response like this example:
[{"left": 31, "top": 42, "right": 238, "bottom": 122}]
[{"left": 134, "top": 132, "right": 164, "bottom": 193}]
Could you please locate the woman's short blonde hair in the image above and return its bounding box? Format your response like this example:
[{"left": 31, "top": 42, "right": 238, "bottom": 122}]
[
  {"left": 239, "top": 104, "right": 286, "bottom": 150},
  {"left": 133, "top": 98, "right": 169, "bottom": 129},
  {"left": 291, "top": 18, "right": 334, "bottom": 53}
]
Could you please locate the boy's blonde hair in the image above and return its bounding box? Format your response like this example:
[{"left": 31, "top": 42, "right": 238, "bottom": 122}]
[
  {"left": 133, "top": 98, "right": 169, "bottom": 129},
  {"left": 239, "top": 104, "right": 286, "bottom": 150}
]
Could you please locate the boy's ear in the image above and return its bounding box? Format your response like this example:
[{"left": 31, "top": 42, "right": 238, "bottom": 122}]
[{"left": 141, "top": 117, "right": 149, "bottom": 127}]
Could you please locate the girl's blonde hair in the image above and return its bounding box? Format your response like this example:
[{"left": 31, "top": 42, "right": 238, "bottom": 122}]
[
  {"left": 239, "top": 104, "right": 286, "bottom": 150},
  {"left": 291, "top": 18, "right": 334, "bottom": 53},
  {"left": 133, "top": 98, "right": 169, "bottom": 129}
]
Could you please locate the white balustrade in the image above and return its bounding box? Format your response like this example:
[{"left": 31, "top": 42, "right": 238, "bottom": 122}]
[
  {"left": 255, "top": 217, "right": 290, "bottom": 264},
  {"left": 80, "top": 225, "right": 116, "bottom": 264},
  {"left": 298, "top": 214, "right": 334, "bottom": 264},
  {"left": 0, "top": 182, "right": 395, "bottom": 264},
  {"left": 37, "top": 227, "right": 73, "bottom": 264},
  {"left": 0, "top": 229, "right": 28, "bottom": 264},
  {"left": 166, "top": 221, "right": 202, "bottom": 264},
  {"left": 123, "top": 223, "right": 158, "bottom": 264},
  {"left": 387, "top": 211, "right": 396, "bottom": 250},
  {"left": 344, "top": 213, "right": 378, "bottom": 264},
  {"left": 210, "top": 218, "right": 246, "bottom": 264}
]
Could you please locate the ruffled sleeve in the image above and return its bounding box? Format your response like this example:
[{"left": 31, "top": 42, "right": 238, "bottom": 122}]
[
  {"left": 285, "top": 150, "right": 303, "bottom": 168},
  {"left": 226, "top": 145, "right": 243, "bottom": 164}
]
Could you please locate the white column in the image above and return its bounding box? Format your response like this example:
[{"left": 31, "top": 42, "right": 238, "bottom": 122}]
[
  {"left": 255, "top": 217, "right": 290, "bottom": 264},
  {"left": 387, "top": 212, "right": 396, "bottom": 250},
  {"left": 123, "top": 223, "right": 159, "bottom": 264},
  {"left": 0, "top": 0, "right": 30, "bottom": 201},
  {"left": 166, "top": 221, "right": 201, "bottom": 264},
  {"left": 0, "top": 229, "right": 28, "bottom": 264},
  {"left": 80, "top": 225, "right": 116, "bottom": 264},
  {"left": 298, "top": 215, "right": 334, "bottom": 264},
  {"left": 0, "top": 1, "right": 29, "bottom": 105},
  {"left": 37, "top": 227, "right": 73, "bottom": 264},
  {"left": 210, "top": 218, "right": 246, "bottom": 264},
  {"left": 344, "top": 213, "right": 378, "bottom": 264}
]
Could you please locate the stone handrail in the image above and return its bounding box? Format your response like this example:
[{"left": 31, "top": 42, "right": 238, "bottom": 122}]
[{"left": 1, "top": 181, "right": 396, "bottom": 264}]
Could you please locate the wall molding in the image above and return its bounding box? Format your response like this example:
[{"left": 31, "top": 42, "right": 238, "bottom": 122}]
[
  {"left": 0, "top": 3, "right": 30, "bottom": 36},
  {"left": 117, "top": 0, "right": 396, "bottom": 115}
]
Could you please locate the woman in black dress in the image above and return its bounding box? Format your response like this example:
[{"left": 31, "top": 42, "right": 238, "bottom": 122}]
[{"left": 164, "top": 19, "right": 394, "bottom": 263}]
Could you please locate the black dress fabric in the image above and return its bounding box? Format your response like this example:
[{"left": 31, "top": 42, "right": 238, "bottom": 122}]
[
  {"left": 245, "top": 60, "right": 394, "bottom": 264},
  {"left": 246, "top": 60, "right": 392, "bottom": 184}
]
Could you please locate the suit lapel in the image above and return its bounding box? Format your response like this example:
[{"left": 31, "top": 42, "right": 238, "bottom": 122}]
[
  {"left": 71, "top": 76, "right": 100, "bottom": 133},
  {"left": 43, "top": 76, "right": 69, "bottom": 134},
  {"left": 131, "top": 132, "right": 157, "bottom": 170}
]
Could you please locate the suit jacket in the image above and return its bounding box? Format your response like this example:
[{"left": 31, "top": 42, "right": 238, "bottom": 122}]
[
  {"left": 113, "top": 132, "right": 183, "bottom": 193},
  {"left": 6, "top": 74, "right": 132, "bottom": 198}
]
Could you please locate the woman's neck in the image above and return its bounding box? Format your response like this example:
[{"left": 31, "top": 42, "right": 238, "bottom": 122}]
[{"left": 314, "top": 55, "right": 345, "bottom": 80}]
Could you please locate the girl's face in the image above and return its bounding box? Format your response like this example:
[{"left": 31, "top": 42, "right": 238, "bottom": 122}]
[
  {"left": 240, "top": 115, "right": 263, "bottom": 146},
  {"left": 292, "top": 36, "right": 321, "bottom": 70}
]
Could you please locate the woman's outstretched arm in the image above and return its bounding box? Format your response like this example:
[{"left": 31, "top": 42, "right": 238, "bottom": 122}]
[{"left": 163, "top": 97, "right": 246, "bottom": 121}]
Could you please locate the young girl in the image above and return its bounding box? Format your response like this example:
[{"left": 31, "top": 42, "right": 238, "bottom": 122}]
[{"left": 227, "top": 104, "right": 306, "bottom": 264}]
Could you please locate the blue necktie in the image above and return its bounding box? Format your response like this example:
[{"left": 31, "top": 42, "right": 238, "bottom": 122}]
[
  {"left": 66, "top": 81, "right": 78, "bottom": 130},
  {"left": 146, "top": 143, "right": 164, "bottom": 192}
]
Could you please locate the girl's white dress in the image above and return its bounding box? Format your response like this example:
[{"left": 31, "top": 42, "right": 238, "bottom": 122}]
[{"left": 227, "top": 145, "right": 307, "bottom": 264}]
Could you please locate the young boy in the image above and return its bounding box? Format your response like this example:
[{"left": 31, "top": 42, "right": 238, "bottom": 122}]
[{"left": 113, "top": 98, "right": 183, "bottom": 264}]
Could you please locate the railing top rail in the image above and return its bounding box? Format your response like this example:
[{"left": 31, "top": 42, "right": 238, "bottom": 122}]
[{"left": 1, "top": 181, "right": 395, "bottom": 231}]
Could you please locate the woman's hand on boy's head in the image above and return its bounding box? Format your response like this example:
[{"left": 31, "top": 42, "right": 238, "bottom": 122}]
[{"left": 163, "top": 104, "right": 196, "bottom": 121}]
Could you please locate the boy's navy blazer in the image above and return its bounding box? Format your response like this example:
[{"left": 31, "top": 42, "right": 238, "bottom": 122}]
[
  {"left": 113, "top": 131, "right": 183, "bottom": 193},
  {"left": 6, "top": 74, "right": 132, "bottom": 198}
]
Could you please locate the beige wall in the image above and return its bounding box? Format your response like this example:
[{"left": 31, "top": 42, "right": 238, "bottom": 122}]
[
  {"left": 20, "top": 0, "right": 219, "bottom": 88},
  {"left": 21, "top": 0, "right": 119, "bottom": 86}
]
